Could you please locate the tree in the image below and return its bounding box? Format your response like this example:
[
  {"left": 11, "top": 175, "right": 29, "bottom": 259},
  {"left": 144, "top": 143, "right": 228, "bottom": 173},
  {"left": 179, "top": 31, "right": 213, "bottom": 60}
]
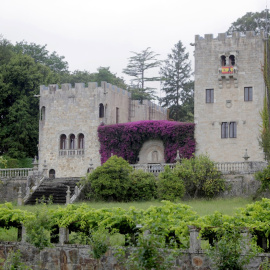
[
  {"left": 123, "top": 47, "right": 160, "bottom": 100},
  {"left": 59, "top": 67, "right": 127, "bottom": 89},
  {"left": 227, "top": 10, "right": 269, "bottom": 35},
  {"left": 13, "top": 41, "right": 69, "bottom": 73},
  {"left": 0, "top": 54, "right": 58, "bottom": 158},
  {"left": 160, "top": 41, "right": 193, "bottom": 122}
]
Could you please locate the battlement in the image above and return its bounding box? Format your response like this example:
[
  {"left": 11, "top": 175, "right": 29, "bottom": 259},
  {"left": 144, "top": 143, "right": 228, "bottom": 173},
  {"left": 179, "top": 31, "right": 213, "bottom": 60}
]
[
  {"left": 195, "top": 31, "right": 265, "bottom": 43},
  {"left": 40, "top": 81, "right": 131, "bottom": 98}
]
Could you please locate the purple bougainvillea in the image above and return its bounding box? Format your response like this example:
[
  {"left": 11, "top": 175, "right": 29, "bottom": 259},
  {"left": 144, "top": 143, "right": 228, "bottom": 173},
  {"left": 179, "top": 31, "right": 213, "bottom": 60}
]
[{"left": 98, "top": 120, "right": 195, "bottom": 164}]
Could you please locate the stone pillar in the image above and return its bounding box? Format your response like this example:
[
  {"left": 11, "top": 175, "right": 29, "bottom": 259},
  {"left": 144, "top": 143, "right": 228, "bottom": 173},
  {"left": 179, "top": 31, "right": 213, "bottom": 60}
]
[
  {"left": 43, "top": 160, "right": 48, "bottom": 177},
  {"left": 188, "top": 225, "right": 201, "bottom": 253},
  {"left": 240, "top": 228, "right": 252, "bottom": 254},
  {"left": 17, "top": 187, "right": 22, "bottom": 206},
  {"left": 66, "top": 186, "right": 70, "bottom": 205},
  {"left": 18, "top": 225, "right": 26, "bottom": 242},
  {"left": 59, "top": 227, "right": 69, "bottom": 245}
]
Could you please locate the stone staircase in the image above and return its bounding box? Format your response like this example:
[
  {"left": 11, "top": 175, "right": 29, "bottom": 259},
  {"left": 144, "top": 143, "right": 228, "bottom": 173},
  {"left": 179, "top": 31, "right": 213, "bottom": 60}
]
[{"left": 24, "top": 178, "right": 81, "bottom": 205}]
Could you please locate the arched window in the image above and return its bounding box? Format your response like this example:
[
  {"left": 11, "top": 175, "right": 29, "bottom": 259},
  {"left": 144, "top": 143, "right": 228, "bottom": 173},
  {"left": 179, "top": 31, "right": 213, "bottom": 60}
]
[
  {"left": 69, "top": 134, "right": 75, "bottom": 149},
  {"left": 49, "top": 169, "right": 55, "bottom": 179},
  {"left": 221, "top": 55, "right": 226, "bottom": 66},
  {"left": 60, "top": 134, "right": 67, "bottom": 149},
  {"left": 40, "top": 106, "right": 46, "bottom": 121},
  {"left": 99, "top": 103, "right": 104, "bottom": 118},
  {"left": 229, "top": 55, "right": 235, "bottom": 66},
  {"left": 78, "top": 133, "right": 84, "bottom": 149}
]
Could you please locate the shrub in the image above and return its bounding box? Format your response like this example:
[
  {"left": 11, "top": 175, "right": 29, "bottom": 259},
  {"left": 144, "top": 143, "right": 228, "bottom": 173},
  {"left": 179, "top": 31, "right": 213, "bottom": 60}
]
[
  {"left": 207, "top": 228, "right": 258, "bottom": 270},
  {"left": 255, "top": 164, "right": 270, "bottom": 193},
  {"left": 85, "top": 156, "right": 133, "bottom": 201},
  {"left": 128, "top": 170, "right": 157, "bottom": 201},
  {"left": 157, "top": 165, "right": 185, "bottom": 201},
  {"left": 174, "top": 154, "right": 225, "bottom": 198},
  {"left": 3, "top": 250, "right": 32, "bottom": 270}
]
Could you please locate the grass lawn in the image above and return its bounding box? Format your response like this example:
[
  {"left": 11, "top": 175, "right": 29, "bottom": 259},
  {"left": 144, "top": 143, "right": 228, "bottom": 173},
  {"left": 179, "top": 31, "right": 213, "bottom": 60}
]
[{"left": 14, "top": 197, "right": 253, "bottom": 216}]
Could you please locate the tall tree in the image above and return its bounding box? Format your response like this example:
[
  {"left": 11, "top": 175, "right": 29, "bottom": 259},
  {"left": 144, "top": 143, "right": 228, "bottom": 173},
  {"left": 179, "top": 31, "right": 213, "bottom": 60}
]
[
  {"left": 160, "top": 41, "right": 193, "bottom": 122},
  {"left": 123, "top": 47, "right": 160, "bottom": 100},
  {"left": 0, "top": 54, "right": 58, "bottom": 158},
  {"left": 13, "top": 41, "right": 69, "bottom": 73},
  {"left": 59, "top": 67, "right": 127, "bottom": 89},
  {"left": 227, "top": 10, "right": 269, "bottom": 35}
]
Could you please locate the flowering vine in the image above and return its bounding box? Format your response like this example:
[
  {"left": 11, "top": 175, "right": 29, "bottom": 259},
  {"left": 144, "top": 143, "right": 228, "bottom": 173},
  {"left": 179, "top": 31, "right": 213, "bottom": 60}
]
[{"left": 98, "top": 120, "right": 195, "bottom": 164}]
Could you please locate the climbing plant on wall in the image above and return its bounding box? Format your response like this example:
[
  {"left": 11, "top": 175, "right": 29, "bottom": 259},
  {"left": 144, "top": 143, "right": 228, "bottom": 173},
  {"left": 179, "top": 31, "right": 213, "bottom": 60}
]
[{"left": 98, "top": 120, "right": 195, "bottom": 164}]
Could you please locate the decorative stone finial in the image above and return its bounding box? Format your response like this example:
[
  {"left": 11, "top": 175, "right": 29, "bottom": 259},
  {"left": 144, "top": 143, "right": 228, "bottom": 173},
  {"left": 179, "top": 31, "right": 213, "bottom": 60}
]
[
  {"left": 66, "top": 186, "right": 70, "bottom": 205},
  {"left": 243, "top": 149, "right": 250, "bottom": 161},
  {"left": 32, "top": 156, "right": 38, "bottom": 171},
  {"left": 175, "top": 150, "right": 181, "bottom": 163}
]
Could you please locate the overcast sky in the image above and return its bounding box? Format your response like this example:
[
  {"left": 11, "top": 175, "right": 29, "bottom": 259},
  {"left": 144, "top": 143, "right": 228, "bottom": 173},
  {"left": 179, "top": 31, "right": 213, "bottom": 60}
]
[{"left": 0, "top": 0, "right": 267, "bottom": 94}]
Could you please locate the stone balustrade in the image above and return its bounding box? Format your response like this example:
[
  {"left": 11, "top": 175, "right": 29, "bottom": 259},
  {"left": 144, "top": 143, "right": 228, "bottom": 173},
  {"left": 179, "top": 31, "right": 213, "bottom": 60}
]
[
  {"left": 131, "top": 161, "right": 268, "bottom": 175},
  {"left": 0, "top": 168, "right": 33, "bottom": 179}
]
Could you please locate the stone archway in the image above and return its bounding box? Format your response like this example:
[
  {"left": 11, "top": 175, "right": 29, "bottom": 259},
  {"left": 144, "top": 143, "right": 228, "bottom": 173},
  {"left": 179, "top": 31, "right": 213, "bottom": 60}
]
[{"left": 138, "top": 140, "right": 165, "bottom": 164}]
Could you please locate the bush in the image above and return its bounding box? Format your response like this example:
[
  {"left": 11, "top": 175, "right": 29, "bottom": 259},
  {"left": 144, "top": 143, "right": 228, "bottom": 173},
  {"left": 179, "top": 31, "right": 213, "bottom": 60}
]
[
  {"left": 255, "top": 164, "right": 270, "bottom": 193},
  {"left": 85, "top": 156, "right": 133, "bottom": 201},
  {"left": 157, "top": 165, "right": 185, "bottom": 201},
  {"left": 128, "top": 170, "right": 157, "bottom": 201},
  {"left": 174, "top": 154, "right": 225, "bottom": 198}
]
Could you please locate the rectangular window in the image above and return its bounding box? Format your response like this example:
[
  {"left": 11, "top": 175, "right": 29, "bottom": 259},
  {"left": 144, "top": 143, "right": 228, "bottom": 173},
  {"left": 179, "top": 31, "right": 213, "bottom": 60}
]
[
  {"left": 206, "top": 89, "right": 214, "bottom": 103},
  {"left": 116, "top": 107, "right": 119, "bottom": 123},
  {"left": 221, "top": 122, "right": 237, "bottom": 138},
  {"left": 229, "top": 122, "right": 237, "bottom": 138},
  {"left": 244, "top": 87, "right": 253, "bottom": 101},
  {"left": 221, "top": 122, "right": 228, "bottom": 138}
]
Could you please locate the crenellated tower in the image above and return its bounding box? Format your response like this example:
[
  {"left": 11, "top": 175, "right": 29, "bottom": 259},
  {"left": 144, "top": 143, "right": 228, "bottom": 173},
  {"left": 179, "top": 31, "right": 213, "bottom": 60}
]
[
  {"left": 194, "top": 31, "right": 265, "bottom": 162},
  {"left": 38, "top": 82, "right": 167, "bottom": 177}
]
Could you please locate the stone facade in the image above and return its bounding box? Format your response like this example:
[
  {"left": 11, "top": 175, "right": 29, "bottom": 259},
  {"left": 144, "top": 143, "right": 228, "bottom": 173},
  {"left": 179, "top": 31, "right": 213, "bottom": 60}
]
[
  {"left": 194, "top": 31, "right": 265, "bottom": 162},
  {"left": 38, "top": 82, "right": 167, "bottom": 178}
]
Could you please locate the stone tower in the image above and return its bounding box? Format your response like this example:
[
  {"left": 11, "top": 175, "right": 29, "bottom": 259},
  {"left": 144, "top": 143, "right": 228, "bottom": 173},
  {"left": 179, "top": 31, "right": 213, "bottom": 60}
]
[
  {"left": 38, "top": 82, "right": 167, "bottom": 178},
  {"left": 194, "top": 31, "right": 265, "bottom": 162}
]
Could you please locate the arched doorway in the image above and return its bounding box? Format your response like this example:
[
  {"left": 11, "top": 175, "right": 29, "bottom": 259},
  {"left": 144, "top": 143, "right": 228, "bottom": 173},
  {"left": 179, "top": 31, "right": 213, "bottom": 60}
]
[{"left": 49, "top": 169, "right": 55, "bottom": 179}]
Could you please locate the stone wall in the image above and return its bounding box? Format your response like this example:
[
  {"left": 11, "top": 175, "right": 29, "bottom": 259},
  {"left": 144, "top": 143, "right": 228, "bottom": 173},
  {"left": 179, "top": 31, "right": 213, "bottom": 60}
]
[
  {"left": 0, "top": 242, "right": 269, "bottom": 270},
  {"left": 194, "top": 31, "right": 265, "bottom": 162},
  {"left": 38, "top": 82, "right": 167, "bottom": 178},
  {"left": 0, "top": 179, "right": 27, "bottom": 203},
  {"left": 0, "top": 173, "right": 264, "bottom": 203}
]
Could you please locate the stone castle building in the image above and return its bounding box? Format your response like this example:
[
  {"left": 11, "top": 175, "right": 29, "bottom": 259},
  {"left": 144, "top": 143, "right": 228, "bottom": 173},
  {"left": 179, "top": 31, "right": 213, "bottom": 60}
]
[
  {"left": 194, "top": 31, "right": 266, "bottom": 162},
  {"left": 38, "top": 82, "right": 167, "bottom": 177}
]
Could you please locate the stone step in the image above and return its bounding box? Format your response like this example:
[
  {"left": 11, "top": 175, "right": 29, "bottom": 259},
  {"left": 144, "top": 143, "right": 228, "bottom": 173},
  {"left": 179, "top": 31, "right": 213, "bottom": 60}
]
[{"left": 25, "top": 177, "right": 81, "bottom": 205}]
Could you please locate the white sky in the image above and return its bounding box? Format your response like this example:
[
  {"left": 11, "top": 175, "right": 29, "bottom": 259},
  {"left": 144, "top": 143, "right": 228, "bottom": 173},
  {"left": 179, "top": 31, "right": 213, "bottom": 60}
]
[{"left": 0, "top": 0, "right": 267, "bottom": 94}]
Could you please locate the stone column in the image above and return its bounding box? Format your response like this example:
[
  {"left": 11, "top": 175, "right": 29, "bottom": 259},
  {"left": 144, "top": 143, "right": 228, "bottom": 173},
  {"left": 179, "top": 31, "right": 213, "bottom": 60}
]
[
  {"left": 17, "top": 187, "right": 22, "bottom": 206},
  {"left": 18, "top": 225, "right": 26, "bottom": 242},
  {"left": 59, "top": 227, "right": 69, "bottom": 245},
  {"left": 188, "top": 225, "right": 201, "bottom": 253},
  {"left": 66, "top": 186, "right": 70, "bottom": 205}
]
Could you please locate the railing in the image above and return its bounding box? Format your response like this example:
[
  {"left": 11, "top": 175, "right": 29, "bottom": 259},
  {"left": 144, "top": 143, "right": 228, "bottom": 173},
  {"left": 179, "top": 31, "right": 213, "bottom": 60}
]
[
  {"left": 59, "top": 149, "right": 84, "bottom": 156},
  {"left": 131, "top": 161, "right": 268, "bottom": 175},
  {"left": 215, "top": 161, "right": 268, "bottom": 174},
  {"left": 0, "top": 168, "right": 33, "bottom": 179}
]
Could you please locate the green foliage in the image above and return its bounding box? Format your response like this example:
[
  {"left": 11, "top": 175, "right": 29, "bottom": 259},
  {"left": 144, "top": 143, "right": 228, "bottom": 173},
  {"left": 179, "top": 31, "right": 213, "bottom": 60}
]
[
  {"left": 24, "top": 205, "right": 53, "bottom": 250},
  {"left": 3, "top": 250, "right": 32, "bottom": 270},
  {"left": 0, "top": 52, "right": 58, "bottom": 158},
  {"left": 123, "top": 47, "right": 160, "bottom": 100},
  {"left": 157, "top": 165, "right": 185, "bottom": 201},
  {"left": 255, "top": 164, "right": 270, "bottom": 193},
  {"left": 59, "top": 67, "right": 127, "bottom": 89},
  {"left": 85, "top": 156, "right": 133, "bottom": 201},
  {"left": 174, "top": 155, "right": 225, "bottom": 198},
  {"left": 160, "top": 40, "right": 193, "bottom": 122},
  {"left": 227, "top": 10, "right": 269, "bottom": 35},
  {"left": 117, "top": 234, "right": 177, "bottom": 270},
  {"left": 128, "top": 170, "right": 157, "bottom": 201},
  {"left": 207, "top": 228, "right": 258, "bottom": 270},
  {"left": 261, "top": 258, "right": 270, "bottom": 270},
  {"left": 88, "top": 227, "right": 110, "bottom": 259}
]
